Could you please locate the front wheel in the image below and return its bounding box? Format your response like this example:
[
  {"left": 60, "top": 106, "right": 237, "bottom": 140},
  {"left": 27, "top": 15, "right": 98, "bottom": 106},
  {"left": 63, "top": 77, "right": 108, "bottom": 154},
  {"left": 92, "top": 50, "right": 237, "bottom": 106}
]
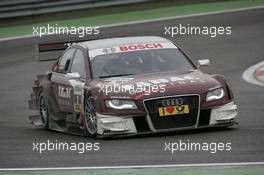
[{"left": 84, "top": 96, "right": 97, "bottom": 137}]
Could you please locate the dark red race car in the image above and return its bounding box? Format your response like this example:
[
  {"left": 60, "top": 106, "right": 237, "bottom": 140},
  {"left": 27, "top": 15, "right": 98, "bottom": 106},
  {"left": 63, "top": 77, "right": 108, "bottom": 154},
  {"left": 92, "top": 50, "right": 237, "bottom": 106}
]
[{"left": 28, "top": 36, "right": 238, "bottom": 138}]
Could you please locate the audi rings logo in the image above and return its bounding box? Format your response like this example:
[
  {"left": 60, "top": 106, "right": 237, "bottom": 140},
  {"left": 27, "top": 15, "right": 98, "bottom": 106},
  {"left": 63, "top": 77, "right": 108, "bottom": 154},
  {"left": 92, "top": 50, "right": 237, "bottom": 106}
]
[
  {"left": 102, "top": 47, "right": 116, "bottom": 54},
  {"left": 162, "top": 98, "right": 184, "bottom": 106}
]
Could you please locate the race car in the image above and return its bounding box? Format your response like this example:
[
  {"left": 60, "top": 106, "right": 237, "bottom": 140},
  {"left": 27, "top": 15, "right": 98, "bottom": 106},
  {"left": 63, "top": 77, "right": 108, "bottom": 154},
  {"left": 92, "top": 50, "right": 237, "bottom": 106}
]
[{"left": 28, "top": 36, "right": 238, "bottom": 138}]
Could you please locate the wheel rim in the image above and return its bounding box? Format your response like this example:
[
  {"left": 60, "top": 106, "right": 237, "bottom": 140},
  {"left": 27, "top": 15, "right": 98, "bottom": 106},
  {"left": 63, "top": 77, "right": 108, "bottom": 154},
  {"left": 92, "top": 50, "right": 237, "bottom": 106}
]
[
  {"left": 39, "top": 96, "right": 48, "bottom": 125},
  {"left": 85, "top": 97, "right": 97, "bottom": 135}
]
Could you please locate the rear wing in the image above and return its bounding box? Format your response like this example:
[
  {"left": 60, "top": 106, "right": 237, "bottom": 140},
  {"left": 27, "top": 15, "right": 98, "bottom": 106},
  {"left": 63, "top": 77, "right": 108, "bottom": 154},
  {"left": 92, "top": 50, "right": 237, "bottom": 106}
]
[
  {"left": 35, "top": 35, "right": 131, "bottom": 61},
  {"left": 36, "top": 42, "right": 72, "bottom": 61}
]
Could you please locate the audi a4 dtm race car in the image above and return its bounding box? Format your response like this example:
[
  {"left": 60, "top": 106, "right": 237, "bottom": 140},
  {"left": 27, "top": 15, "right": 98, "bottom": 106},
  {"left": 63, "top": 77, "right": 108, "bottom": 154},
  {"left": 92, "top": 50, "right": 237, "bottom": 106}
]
[{"left": 28, "top": 36, "right": 238, "bottom": 138}]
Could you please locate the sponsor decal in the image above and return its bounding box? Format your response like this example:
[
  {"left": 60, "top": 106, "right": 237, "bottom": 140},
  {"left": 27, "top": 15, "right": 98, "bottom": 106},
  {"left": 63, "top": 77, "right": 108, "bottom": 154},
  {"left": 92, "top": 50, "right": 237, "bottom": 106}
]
[
  {"left": 149, "top": 78, "right": 169, "bottom": 84},
  {"left": 159, "top": 98, "right": 189, "bottom": 116},
  {"left": 58, "top": 86, "right": 72, "bottom": 99},
  {"left": 58, "top": 99, "right": 71, "bottom": 106},
  {"left": 73, "top": 85, "right": 82, "bottom": 95},
  {"left": 105, "top": 77, "right": 134, "bottom": 82},
  {"left": 119, "top": 43, "right": 163, "bottom": 51},
  {"left": 73, "top": 95, "right": 82, "bottom": 112},
  {"left": 159, "top": 105, "right": 190, "bottom": 116},
  {"left": 89, "top": 42, "right": 177, "bottom": 58},
  {"left": 69, "top": 80, "right": 85, "bottom": 113},
  {"left": 110, "top": 96, "right": 131, "bottom": 99},
  {"left": 102, "top": 47, "right": 117, "bottom": 54},
  {"left": 97, "top": 75, "right": 205, "bottom": 98},
  {"left": 149, "top": 76, "right": 206, "bottom": 85}
]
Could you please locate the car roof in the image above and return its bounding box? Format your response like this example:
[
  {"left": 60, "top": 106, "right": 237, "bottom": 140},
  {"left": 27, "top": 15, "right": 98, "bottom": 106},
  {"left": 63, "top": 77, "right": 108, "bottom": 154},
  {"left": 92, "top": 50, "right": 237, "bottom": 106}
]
[{"left": 78, "top": 36, "right": 171, "bottom": 50}]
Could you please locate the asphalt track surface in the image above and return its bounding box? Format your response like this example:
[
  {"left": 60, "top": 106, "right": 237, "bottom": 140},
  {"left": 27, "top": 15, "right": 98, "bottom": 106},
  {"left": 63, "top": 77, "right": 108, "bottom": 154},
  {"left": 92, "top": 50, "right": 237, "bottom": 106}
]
[{"left": 0, "top": 8, "right": 263, "bottom": 168}]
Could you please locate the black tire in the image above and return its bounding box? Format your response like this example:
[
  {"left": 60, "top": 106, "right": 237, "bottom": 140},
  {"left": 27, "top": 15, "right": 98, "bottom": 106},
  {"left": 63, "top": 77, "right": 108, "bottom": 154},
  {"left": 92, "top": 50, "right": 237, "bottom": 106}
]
[
  {"left": 84, "top": 96, "right": 97, "bottom": 137},
  {"left": 38, "top": 92, "right": 49, "bottom": 129}
]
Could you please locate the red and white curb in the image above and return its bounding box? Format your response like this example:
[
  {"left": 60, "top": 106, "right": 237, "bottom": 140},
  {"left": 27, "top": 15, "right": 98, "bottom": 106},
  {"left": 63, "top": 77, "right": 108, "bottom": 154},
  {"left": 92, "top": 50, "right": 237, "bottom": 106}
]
[
  {"left": 255, "top": 66, "right": 264, "bottom": 82},
  {"left": 242, "top": 61, "right": 264, "bottom": 87}
]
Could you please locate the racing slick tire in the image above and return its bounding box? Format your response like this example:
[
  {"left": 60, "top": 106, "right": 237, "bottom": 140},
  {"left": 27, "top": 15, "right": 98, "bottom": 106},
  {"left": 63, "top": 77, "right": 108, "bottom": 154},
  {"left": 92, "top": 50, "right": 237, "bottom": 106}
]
[
  {"left": 84, "top": 96, "right": 97, "bottom": 137},
  {"left": 38, "top": 92, "right": 49, "bottom": 129}
]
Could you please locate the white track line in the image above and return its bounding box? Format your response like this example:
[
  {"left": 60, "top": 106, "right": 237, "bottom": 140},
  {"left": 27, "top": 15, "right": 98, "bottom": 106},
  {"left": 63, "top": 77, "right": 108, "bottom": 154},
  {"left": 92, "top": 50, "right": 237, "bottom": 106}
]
[
  {"left": 100, "top": 5, "right": 264, "bottom": 28},
  {"left": 1, "top": 162, "right": 264, "bottom": 171},
  {"left": 0, "top": 5, "right": 264, "bottom": 42},
  {"left": 242, "top": 61, "right": 264, "bottom": 87}
]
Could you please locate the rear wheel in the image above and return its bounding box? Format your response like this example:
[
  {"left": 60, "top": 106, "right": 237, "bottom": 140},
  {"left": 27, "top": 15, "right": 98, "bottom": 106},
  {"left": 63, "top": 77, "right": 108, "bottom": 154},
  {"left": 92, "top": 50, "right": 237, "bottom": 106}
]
[
  {"left": 38, "top": 92, "right": 49, "bottom": 129},
  {"left": 84, "top": 96, "right": 97, "bottom": 137}
]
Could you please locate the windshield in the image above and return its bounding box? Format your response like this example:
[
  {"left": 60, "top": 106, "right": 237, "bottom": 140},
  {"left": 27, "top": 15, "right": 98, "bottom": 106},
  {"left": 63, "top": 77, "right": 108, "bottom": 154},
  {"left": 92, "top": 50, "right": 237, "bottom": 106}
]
[{"left": 91, "top": 48, "right": 195, "bottom": 79}]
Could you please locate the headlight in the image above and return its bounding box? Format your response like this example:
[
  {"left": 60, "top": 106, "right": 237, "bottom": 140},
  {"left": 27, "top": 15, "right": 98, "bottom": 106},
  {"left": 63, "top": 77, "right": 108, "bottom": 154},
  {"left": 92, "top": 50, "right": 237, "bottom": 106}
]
[
  {"left": 105, "top": 99, "right": 137, "bottom": 109},
  {"left": 206, "top": 88, "right": 224, "bottom": 102}
]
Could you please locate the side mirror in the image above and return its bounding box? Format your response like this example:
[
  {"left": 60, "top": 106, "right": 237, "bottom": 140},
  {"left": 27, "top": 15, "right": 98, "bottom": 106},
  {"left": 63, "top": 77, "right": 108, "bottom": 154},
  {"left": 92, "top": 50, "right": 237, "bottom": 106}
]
[
  {"left": 198, "top": 59, "right": 211, "bottom": 68},
  {"left": 67, "top": 72, "right": 81, "bottom": 79}
]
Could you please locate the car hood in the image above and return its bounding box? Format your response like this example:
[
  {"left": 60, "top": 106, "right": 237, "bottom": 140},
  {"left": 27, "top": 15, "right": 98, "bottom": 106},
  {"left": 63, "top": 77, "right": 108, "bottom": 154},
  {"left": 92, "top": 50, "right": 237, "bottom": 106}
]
[{"left": 90, "top": 70, "right": 221, "bottom": 100}]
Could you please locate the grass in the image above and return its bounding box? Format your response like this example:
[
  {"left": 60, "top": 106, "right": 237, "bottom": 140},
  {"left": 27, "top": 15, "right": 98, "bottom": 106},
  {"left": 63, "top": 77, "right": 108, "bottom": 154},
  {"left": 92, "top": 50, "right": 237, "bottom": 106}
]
[{"left": 0, "top": 0, "right": 263, "bottom": 38}]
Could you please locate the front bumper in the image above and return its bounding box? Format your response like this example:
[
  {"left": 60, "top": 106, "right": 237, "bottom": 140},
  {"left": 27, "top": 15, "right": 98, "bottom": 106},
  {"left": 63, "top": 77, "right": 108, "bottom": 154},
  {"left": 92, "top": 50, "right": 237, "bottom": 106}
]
[
  {"left": 209, "top": 101, "right": 238, "bottom": 125},
  {"left": 96, "top": 113, "right": 137, "bottom": 135},
  {"left": 96, "top": 101, "right": 238, "bottom": 137}
]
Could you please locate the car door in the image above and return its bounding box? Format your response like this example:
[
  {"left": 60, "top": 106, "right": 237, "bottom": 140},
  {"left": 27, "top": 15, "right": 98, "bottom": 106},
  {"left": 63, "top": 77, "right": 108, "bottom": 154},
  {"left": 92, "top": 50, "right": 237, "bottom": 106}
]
[
  {"left": 51, "top": 47, "right": 76, "bottom": 112},
  {"left": 68, "top": 48, "right": 86, "bottom": 114}
]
